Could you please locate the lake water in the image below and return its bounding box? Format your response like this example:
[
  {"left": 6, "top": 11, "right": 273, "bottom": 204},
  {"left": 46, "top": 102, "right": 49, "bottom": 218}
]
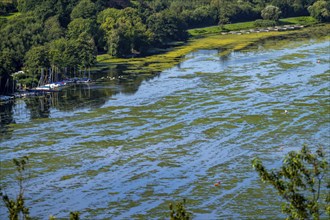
[{"left": 0, "top": 37, "right": 329, "bottom": 219}]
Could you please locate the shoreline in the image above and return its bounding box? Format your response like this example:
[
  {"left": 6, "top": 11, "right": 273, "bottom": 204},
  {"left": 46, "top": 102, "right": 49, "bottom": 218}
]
[
  {"left": 1, "top": 23, "right": 328, "bottom": 101},
  {"left": 95, "top": 23, "right": 330, "bottom": 75}
]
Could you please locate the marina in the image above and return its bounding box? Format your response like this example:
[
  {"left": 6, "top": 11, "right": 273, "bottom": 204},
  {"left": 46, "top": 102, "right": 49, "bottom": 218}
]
[{"left": 0, "top": 77, "right": 93, "bottom": 104}]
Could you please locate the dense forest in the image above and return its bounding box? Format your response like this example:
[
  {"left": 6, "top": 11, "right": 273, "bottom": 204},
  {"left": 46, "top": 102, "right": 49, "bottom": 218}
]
[{"left": 0, "top": 0, "right": 329, "bottom": 94}]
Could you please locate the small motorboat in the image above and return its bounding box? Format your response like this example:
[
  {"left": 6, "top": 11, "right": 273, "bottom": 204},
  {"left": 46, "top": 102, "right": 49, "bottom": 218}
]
[
  {"left": 35, "top": 85, "right": 52, "bottom": 91},
  {"left": 28, "top": 85, "right": 60, "bottom": 93},
  {"left": 76, "top": 78, "right": 92, "bottom": 83}
]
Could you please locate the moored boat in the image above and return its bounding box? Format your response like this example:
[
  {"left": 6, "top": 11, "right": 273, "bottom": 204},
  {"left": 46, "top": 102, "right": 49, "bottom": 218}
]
[{"left": 27, "top": 85, "right": 60, "bottom": 93}]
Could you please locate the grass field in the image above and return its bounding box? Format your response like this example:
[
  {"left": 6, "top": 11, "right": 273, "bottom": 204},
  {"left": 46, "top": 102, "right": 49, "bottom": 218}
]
[
  {"left": 188, "top": 21, "right": 256, "bottom": 36},
  {"left": 279, "top": 16, "right": 318, "bottom": 25},
  {"left": 188, "top": 16, "right": 318, "bottom": 37}
]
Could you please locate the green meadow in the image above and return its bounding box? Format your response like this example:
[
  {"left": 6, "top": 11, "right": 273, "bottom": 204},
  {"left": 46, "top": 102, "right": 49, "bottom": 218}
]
[{"left": 188, "top": 16, "right": 318, "bottom": 37}]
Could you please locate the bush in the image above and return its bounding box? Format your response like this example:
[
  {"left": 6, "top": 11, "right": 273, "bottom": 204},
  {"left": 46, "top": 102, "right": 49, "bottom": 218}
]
[
  {"left": 261, "top": 5, "right": 281, "bottom": 21},
  {"left": 254, "top": 19, "right": 277, "bottom": 27}
]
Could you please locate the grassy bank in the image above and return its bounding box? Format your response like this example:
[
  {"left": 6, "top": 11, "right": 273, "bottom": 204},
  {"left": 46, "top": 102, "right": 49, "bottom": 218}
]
[
  {"left": 279, "top": 16, "right": 318, "bottom": 25},
  {"left": 188, "top": 16, "right": 318, "bottom": 37},
  {"left": 95, "top": 21, "right": 329, "bottom": 75}
]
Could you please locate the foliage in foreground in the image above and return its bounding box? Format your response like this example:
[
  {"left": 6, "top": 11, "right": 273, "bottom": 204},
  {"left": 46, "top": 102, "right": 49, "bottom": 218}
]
[
  {"left": 1, "top": 155, "right": 190, "bottom": 219},
  {"left": 0, "top": 156, "right": 80, "bottom": 220},
  {"left": 169, "top": 199, "right": 192, "bottom": 220},
  {"left": 252, "top": 145, "right": 330, "bottom": 220},
  {"left": 2, "top": 145, "right": 329, "bottom": 219},
  {"left": 0, "top": 156, "right": 31, "bottom": 220}
]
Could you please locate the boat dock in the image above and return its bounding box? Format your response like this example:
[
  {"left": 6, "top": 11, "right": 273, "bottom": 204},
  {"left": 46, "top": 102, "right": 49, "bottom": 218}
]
[{"left": 0, "top": 77, "right": 93, "bottom": 105}]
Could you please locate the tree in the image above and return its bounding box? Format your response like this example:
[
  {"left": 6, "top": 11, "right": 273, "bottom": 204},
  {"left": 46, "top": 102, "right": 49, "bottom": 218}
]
[
  {"left": 271, "top": 0, "right": 316, "bottom": 17},
  {"left": 0, "top": 13, "right": 44, "bottom": 71},
  {"left": 43, "top": 15, "right": 64, "bottom": 41},
  {"left": 48, "top": 38, "right": 69, "bottom": 70},
  {"left": 185, "top": 5, "right": 217, "bottom": 28},
  {"left": 0, "top": 49, "right": 17, "bottom": 78},
  {"left": 147, "top": 0, "right": 169, "bottom": 12},
  {"left": 99, "top": 7, "right": 152, "bottom": 57},
  {"left": 147, "top": 10, "right": 188, "bottom": 46},
  {"left": 67, "top": 18, "right": 95, "bottom": 39},
  {"left": 261, "top": 5, "right": 282, "bottom": 21},
  {"left": 0, "top": 1, "right": 17, "bottom": 15},
  {"left": 23, "top": 45, "right": 50, "bottom": 87},
  {"left": 70, "top": 0, "right": 97, "bottom": 19},
  {"left": 76, "top": 32, "right": 97, "bottom": 69},
  {"left": 95, "top": 0, "right": 131, "bottom": 10},
  {"left": 0, "top": 13, "right": 44, "bottom": 91},
  {"left": 210, "top": 0, "right": 244, "bottom": 27},
  {"left": 0, "top": 49, "right": 18, "bottom": 94},
  {"left": 0, "top": 156, "right": 31, "bottom": 220},
  {"left": 252, "top": 145, "right": 330, "bottom": 219},
  {"left": 270, "top": 0, "right": 294, "bottom": 18},
  {"left": 308, "top": 0, "right": 330, "bottom": 22},
  {"left": 235, "top": 0, "right": 259, "bottom": 22},
  {"left": 31, "top": 0, "right": 79, "bottom": 26},
  {"left": 24, "top": 45, "right": 50, "bottom": 71},
  {"left": 17, "top": 0, "right": 42, "bottom": 12}
]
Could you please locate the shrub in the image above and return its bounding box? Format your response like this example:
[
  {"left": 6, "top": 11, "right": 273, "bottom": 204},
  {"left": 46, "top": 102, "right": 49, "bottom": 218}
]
[{"left": 254, "top": 19, "right": 277, "bottom": 27}]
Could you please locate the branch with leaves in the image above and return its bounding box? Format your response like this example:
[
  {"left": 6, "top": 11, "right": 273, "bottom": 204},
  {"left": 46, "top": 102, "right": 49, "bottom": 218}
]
[
  {"left": 252, "top": 145, "right": 330, "bottom": 220},
  {"left": 1, "top": 156, "right": 81, "bottom": 220},
  {"left": 1, "top": 156, "right": 31, "bottom": 220}
]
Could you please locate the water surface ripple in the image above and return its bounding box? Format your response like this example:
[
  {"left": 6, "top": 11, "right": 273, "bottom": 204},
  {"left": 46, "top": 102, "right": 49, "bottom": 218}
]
[{"left": 1, "top": 38, "right": 329, "bottom": 219}]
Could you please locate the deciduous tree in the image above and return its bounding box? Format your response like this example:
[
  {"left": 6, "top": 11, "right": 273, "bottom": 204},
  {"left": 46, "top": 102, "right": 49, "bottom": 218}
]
[
  {"left": 67, "top": 18, "right": 95, "bottom": 39},
  {"left": 308, "top": 0, "right": 330, "bottom": 22},
  {"left": 23, "top": 45, "right": 50, "bottom": 86},
  {"left": 43, "top": 15, "right": 64, "bottom": 41},
  {"left": 261, "top": 5, "right": 281, "bottom": 21},
  {"left": 70, "top": 0, "right": 97, "bottom": 19},
  {"left": 99, "top": 7, "right": 152, "bottom": 56},
  {"left": 147, "top": 10, "right": 188, "bottom": 46}
]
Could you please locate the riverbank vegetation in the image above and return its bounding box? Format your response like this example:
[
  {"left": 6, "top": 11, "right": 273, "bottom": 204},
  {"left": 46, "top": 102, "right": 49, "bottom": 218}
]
[
  {"left": 1, "top": 0, "right": 330, "bottom": 94},
  {"left": 96, "top": 23, "right": 330, "bottom": 77},
  {"left": 188, "top": 16, "right": 319, "bottom": 36}
]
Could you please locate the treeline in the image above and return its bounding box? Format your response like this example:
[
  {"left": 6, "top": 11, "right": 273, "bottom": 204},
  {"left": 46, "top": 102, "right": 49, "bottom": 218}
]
[{"left": 0, "top": 0, "right": 329, "bottom": 94}]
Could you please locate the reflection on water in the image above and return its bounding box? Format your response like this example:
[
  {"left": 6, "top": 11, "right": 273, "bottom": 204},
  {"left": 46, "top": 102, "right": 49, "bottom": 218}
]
[
  {"left": 0, "top": 37, "right": 329, "bottom": 219},
  {"left": 0, "top": 102, "right": 15, "bottom": 140},
  {"left": 0, "top": 72, "right": 159, "bottom": 126}
]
